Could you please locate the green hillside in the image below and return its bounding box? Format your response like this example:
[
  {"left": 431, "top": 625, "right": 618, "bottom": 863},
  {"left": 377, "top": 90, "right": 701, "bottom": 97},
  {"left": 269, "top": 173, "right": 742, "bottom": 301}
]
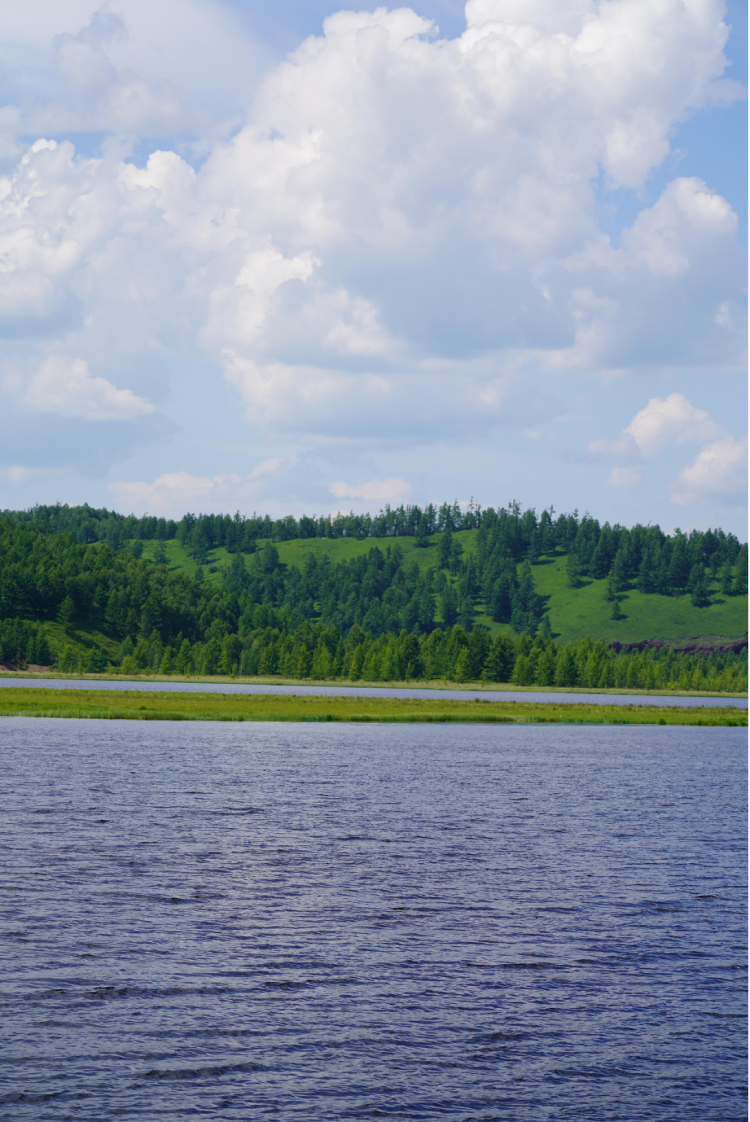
[
  {"left": 138, "top": 530, "right": 472, "bottom": 580},
  {"left": 136, "top": 532, "right": 746, "bottom": 647},
  {"left": 1, "top": 512, "right": 745, "bottom": 692},
  {"left": 531, "top": 557, "right": 747, "bottom": 645}
]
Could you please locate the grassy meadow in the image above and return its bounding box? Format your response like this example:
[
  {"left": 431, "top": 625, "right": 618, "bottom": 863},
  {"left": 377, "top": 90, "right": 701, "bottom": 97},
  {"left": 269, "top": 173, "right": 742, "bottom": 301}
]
[{"left": 0, "top": 687, "right": 744, "bottom": 726}]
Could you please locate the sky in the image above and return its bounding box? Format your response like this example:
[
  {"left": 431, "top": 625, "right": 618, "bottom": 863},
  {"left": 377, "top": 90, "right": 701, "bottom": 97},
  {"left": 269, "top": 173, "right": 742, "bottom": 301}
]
[{"left": 0, "top": 0, "right": 746, "bottom": 534}]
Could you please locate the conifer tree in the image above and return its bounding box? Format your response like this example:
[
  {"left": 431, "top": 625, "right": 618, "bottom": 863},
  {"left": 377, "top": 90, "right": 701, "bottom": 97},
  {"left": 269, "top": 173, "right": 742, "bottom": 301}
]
[
  {"left": 57, "top": 595, "right": 75, "bottom": 631},
  {"left": 438, "top": 530, "right": 452, "bottom": 569},
  {"left": 441, "top": 584, "right": 458, "bottom": 626}
]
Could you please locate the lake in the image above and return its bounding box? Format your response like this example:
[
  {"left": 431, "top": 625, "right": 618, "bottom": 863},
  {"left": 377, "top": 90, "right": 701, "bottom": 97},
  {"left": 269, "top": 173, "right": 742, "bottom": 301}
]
[
  {"left": 1, "top": 720, "right": 746, "bottom": 1120},
  {"left": 0, "top": 676, "right": 746, "bottom": 707}
]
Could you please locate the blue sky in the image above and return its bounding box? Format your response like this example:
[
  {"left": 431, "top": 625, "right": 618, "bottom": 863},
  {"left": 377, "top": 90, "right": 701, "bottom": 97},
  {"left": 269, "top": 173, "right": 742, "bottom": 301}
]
[{"left": 0, "top": 0, "right": 746, "bottom": 533}]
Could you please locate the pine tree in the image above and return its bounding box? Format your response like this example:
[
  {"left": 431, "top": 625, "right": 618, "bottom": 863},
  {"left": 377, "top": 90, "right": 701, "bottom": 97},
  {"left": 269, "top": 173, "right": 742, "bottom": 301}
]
[
  {"left": 554, "top": 645, "right": 578, "bottom": 687},
  {"left": 690, "top": 569, "right": 710, "bottom": 608},
  {"left": 610, "top": 598, "right": 626, "bottom": 620},
  {"left": 668, "top": 537, "right": 690, "bottom": 593},
  {"left": 441, "top": 584, "right": 458, "bottom": 626},
  {"left": 176, "top": 640, "right": 192, "bottom": 675},
  {"left": 536, "top": 645, "right": 557, "bottom": 685},
  {"left": 732, "top": 544, "right": 748, "bottom": 595},
  {"left": 637, "top": 547, "right": 656, "bottom": 593},
  {"left": 482, "top": 634, "right": 514, "bottom": 682},
  {"left": 513, "top": 654, "right": 533, "bottom": 685},
  {"left": 349, "top": 643, "right": 366, "bottom": 680},
  {"left": 719, "top": 561, "right": 734, "bottom": 595},
  {"left": 311, "top": 641, "right": 332, "bottom": 680},
  {"left": 449, "top": 537, "right": 464, "bottom": 575},
  {"left": 57, "top": 595, "right": 75, "bottom": 631},
  {"left": 491, "top": 574, "right": 514, "bottom": 623},
  {"left": 468, "top": 628, "right": 490, "bottom": 678},
  {"left": 457, "top": 590, "right": 474, "bottom": 631},
  {"left": 453, "top": 647, "right": 472, "bottom": 682},
  {"left": 438, "top": 530, "right": 452, "bottom": 569},
  {"left": 566, "top": 553, "right": 582, "bottom": 589},
  {"left": 611, "top": 548, "right": 629, "bottom": 592}
]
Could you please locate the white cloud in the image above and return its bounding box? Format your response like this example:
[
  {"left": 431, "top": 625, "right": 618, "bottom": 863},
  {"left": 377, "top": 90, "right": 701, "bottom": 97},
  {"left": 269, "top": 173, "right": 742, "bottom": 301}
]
[
  {"left": 329, "top": 478, "right": 411, "bottom": 502},
  {"left": 0, "top": 464, "right": 44, "bottom": 485},
  {"left": 1, "top": 4, "right": 742, "bottom": 391},
  {"left": 625, "top": 392, "right": 720, "bottom": 455},
  {"left": 0, "top": 1, "right": 270, "bottom": 154},
  {"left": 672, "top": 435, "right": 748, "bottom": 505},
  {"left": 545, "top": 178, "right": 746, "bottom": 373},
  {"left": 110, "top": 471, "right": 238, "bottom": 515},
  {"left": 587, "top": 432, "right": 640, "bottom": 463},
  {"left": 249, "top": 456, "right": 298, "bottom": 480},
  {"left": 608, "top": 465, "right": 642, "bottom": 488},
  {"left": 108, "top": 457, "right": 303, "bottom": 516},
  {"left": 0, "top": 0, "right": 744, "bottom": 523},
  {"left": 590, "top": 393, "right": 723, "bottom": 463},
  {"left": 589, "top": 393, "right": 746, "bottom": 508},
  {"left": 23, "top": 356, "right": 154, "bottom": 420}
]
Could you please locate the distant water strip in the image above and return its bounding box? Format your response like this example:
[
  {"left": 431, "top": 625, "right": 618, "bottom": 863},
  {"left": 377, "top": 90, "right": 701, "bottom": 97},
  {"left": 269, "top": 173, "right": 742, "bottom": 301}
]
[{"left": 0, "top": 676, "right": 745, "bottom": 708}]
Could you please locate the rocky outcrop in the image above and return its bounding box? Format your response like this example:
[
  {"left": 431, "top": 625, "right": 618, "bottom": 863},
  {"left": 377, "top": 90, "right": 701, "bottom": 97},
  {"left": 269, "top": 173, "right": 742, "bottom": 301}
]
[{"left": 608, "top": 635, "right": 748, "bottom": 657}]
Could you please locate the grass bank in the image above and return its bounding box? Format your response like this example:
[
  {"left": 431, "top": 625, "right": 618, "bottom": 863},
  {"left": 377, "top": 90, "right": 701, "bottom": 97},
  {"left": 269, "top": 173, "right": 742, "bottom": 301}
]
[
  {"left": 0, "top": 670, "right": 745, "bottom": 700},
  {"left": 0, "top": 689, "right": 744, "bottom": 725}
]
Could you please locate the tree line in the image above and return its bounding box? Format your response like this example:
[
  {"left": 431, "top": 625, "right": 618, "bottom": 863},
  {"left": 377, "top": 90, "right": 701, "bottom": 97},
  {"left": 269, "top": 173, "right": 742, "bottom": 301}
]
[
  {"left": 2, "top": 500, "right": 745, "bottom": 608},
  {"left": 29, "top": 618, "right": 750, "bottom": 695},
  {"left": 0, "top": 516, "right": 745, "bottom": 692},
  {"left": 0, "top": 499, "right": 482, "bottom": 552}
]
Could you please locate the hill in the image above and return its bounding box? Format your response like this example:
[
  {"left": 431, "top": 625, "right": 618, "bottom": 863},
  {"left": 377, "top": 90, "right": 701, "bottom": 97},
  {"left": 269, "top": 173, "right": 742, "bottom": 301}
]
[
  {"left": 0, "top": 503, "right": 746, "bottom": 693},
  {"left": 132, "top": 530, "right": 747, "bottom": 647}
]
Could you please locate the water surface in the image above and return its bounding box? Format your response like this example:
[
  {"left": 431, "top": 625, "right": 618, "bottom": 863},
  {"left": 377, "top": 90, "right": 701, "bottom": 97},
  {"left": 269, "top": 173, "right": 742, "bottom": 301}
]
[
  {"left": 0, "top": 676, "right": 745, "bottom": 708},
  {"left": 1, "top": 721, "right": 746, "bottom": 1120}
]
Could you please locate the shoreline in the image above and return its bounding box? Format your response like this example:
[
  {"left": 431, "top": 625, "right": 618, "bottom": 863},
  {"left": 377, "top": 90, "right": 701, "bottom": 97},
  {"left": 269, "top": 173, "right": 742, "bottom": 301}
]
[
  {"left": 0, "top": 670, "right": 745, "bottom": 701},
  {"left": 0, "top": 687, "right": 745, "bottom": 726}
]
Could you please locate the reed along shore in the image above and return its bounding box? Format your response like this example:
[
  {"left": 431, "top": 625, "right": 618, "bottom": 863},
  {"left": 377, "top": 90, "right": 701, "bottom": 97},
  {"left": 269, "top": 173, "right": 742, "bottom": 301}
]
[{"left": 0, "top": 688, "right": 744, "bottom": 726}]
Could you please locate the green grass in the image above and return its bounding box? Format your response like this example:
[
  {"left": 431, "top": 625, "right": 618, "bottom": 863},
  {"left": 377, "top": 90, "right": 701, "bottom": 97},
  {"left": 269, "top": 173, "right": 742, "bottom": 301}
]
[
  {"left": 531, "top": 559, "right": 748, "bottom": 645},
  {"left": 0, "top": 688, "right": 744, "bottom": 725},
  {"left": 0, "top": 670, "right": 743, "bottom": 698},
  {"left": 136, "top": 532, "right": 479, "bottom": 583},
  {"left": 28, "top": 620, "right": 120, "bottom": 666},
  {"left": 131, "top": 532, "right": 747, "bottom": 646}
]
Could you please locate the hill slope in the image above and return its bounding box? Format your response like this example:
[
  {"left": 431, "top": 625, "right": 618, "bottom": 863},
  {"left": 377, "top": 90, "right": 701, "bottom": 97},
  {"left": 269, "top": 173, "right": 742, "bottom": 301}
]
[{"left": 136, "top": 532, "right": 747, "bottom": 647}]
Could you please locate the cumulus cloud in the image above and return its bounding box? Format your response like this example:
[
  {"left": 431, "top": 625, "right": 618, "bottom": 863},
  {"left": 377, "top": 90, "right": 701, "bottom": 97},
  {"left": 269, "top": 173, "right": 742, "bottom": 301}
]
[
  {"left": 22, "top": 355, "right": 154, "bottom": 420},
  {"left": 0, "top": 1, "right": 269, "bottom": 157},
  {"left": 590, "top": 393, "right": 723, "bottom": 461},
  {"left": 589, "top": 392, "right": 747, "bottom": 505},
  {"left": 545, "top": 179, "right": 746, "bottom": 372},
  {"left": 109, "top": 457, "right": 301, "bottom": 516},
  {"left": 329, "top": 477, "right": 411, "bottom": 502},
  {"left": 0, "top": 0, "right": 745, "bottom": 522},
  {"left": 110, "top": 471, "right": 241, "bottom": 515},
  {"left": 672, "top": 435, "right": 748, "bottom": 506},
  {"left": 624, "top": 393, "right": 721, "bottom": 455}
]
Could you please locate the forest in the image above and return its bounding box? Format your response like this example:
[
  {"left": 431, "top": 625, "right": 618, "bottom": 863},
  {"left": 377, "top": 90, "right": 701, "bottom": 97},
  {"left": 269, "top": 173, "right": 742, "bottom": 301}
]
[{"left": 0, "top": 501, "right": 746, "bottom": 692}]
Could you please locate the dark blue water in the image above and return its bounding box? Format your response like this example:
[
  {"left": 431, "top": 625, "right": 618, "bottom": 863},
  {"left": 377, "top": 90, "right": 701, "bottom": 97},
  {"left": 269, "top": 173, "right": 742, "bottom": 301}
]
[
  {"left": 1, "top": 720, "right": 746, "bottom": 1120},
  {"left": 0, "top": 677, "right": 746, "bottom": 707}
]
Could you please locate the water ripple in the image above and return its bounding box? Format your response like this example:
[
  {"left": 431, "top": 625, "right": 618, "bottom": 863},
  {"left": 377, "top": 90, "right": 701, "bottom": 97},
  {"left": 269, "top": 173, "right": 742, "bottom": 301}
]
[{"left": 0, "top": 720, "right": 746, "bottom": 1121}]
